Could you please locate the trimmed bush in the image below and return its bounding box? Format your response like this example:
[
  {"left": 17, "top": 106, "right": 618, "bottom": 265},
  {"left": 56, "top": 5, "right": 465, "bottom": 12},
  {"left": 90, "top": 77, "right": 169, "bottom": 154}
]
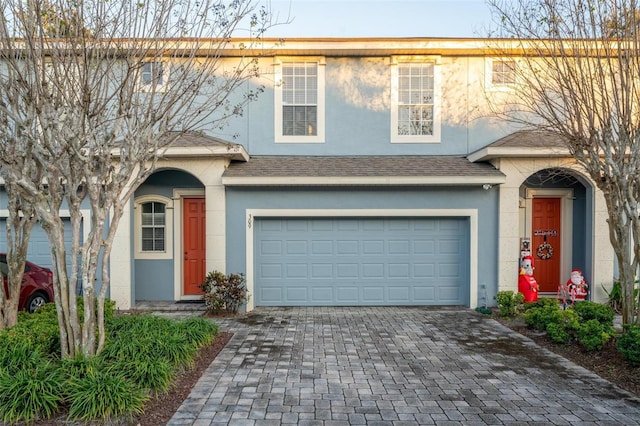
[
  {"left": 524, "top": 302, "right": 562, "bottom": 331},
  {"left": 495, "top": 291, "right": 524, "bottom": 317},
  {"left": 545, "top": 309, "right": 579, "bottom": 344},
  {"left": 572, "top": 301, "right": 614, "bottom": 326},
  {"left": 523, "top": 297, "right": 560, "bottom": 311},
  {"left": 577, "top": 319, "right": 613, "bottom": 351},
  {"left": 617, "top": 325, "right": 640, "bottom": 366}
]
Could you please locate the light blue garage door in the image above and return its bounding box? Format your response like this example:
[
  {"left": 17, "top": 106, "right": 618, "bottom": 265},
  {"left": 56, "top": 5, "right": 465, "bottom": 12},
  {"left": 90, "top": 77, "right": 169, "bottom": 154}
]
[
  {"left": 254, "top": 217, "right": 469, "bottom": 306},
  {"left": 0, "top": 218, "right": 78, "bottom": 271}
]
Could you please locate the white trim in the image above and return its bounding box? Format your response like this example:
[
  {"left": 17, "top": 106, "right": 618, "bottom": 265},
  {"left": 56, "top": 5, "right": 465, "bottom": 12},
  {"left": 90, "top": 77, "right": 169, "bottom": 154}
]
[
  {"left": 223, "top": 175, "right": 506, "bottom": 187},
  {"left": 274, "top": 57, "right": 326, "bottom": 144},
  {"left": 467, "top": 146, "right": 571, "bottom": 162},
  {"left": 0, "top": 209, "right": 90, "bottom": 243},
  {"left": 244, "top": 208, "right": 478, "bottom": 311},
  {"left": 390, "top": 56, "right": 442, "bottom": 144},
  {"left": 484, "top": 57, "right": 518, "bottom": 92},
  {"left": 172, "top": 188, "right": 206, "bottom": 301},
  {"left": 133, "top": 195, "right": 174, "bottom": 260},
  {"left": 524, "top": 188, "right": 574, "bottom": 291},
  {"left": 137, "top": 61, "right": 170, "bottom": 93}
]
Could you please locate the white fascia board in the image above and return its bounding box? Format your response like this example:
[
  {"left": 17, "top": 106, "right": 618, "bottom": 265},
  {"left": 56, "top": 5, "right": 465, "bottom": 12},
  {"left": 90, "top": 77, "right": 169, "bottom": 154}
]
[
  {"left": 158, "top": 146, "right": 249, "bottom": 161},
  {"left": 468, "top": 146, "right": 571, "bottom": 163},
  {"left": 223, "top": 175, "right": 506, "bottom": 186},
  {"left": 110, "top": 145, "right": 249, "bottom": 161}
]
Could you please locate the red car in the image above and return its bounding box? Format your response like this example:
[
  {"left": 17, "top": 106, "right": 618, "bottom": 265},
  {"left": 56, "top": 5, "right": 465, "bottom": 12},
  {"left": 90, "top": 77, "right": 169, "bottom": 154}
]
[{"left": 0, "top": 254, "right": 54, "bottom": 313}]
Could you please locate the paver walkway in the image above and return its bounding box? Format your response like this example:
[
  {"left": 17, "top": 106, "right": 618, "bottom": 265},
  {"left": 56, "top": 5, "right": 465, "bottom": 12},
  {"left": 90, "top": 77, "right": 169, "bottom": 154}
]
[{"left": 169, "top": 307, "right": 640, "bottom": 425}]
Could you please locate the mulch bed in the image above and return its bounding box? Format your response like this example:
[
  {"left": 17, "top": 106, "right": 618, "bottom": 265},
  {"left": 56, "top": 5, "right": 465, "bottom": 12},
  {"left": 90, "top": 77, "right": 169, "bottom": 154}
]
[{"left": 494, "top": 315, "right": 640, "bottom": 398}]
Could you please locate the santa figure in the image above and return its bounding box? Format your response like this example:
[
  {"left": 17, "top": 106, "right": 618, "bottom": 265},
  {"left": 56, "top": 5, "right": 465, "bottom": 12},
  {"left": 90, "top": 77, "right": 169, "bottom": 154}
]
[
  {"left": 566, "top": 268, "right": 588, "bottom": 304},
  {"left": 518, "top": 255, "right": 539, "bottom": 302}
]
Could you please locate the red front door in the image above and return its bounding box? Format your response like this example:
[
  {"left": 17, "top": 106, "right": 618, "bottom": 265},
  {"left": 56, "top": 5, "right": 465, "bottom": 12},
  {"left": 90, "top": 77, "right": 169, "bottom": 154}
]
[
  {"left": 183, "top": 198, "right": 206, "bottom": 295},
  {"left": 532, "top": 198, "right": 561, "bottom": 293}
]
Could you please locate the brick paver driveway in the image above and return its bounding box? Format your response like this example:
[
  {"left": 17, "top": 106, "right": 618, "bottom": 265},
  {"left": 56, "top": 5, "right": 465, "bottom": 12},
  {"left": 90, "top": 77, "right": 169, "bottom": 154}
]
[{"left": 169, "top": 307, "right": 640, "bottom": 425}]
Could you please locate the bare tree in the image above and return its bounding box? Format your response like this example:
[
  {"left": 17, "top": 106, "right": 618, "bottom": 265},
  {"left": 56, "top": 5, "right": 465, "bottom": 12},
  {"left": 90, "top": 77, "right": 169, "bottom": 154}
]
[
  {"left": 488, "top": 0, "right": 640, "bottom": 325},
  {"left": 0, "top": 0, "right": 277, "bottom": 357},
  {"left": 0, "top": 179, "right": 38, "bottom": 330}
]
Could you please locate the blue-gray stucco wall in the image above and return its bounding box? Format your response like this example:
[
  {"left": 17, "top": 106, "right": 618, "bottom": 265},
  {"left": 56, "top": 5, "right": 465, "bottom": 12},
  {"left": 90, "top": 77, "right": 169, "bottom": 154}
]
[
  {"left": 221, "top": 57, "right": 509, "bottom": 157},
  {"left": 225, "top": 185, "right": 499, "bottom": 307}
]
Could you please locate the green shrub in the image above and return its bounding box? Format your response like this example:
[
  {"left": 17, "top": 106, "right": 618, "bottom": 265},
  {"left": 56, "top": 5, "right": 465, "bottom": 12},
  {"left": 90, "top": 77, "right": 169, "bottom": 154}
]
[
  {"left": 2, "top": 307, "right": 60, "bottom": 356},
  {"left": 523, "top": 297, "right": 560, "bottom": 311},
  {"left": 0, "top": 305, "right": 220, "bottom": 423},
  {"left": 524, "top": 303, "right": 562, "bottom": 331},
  {"left": 0, "top": 362, "right": 63, "bottom": 424},
  {"left": 178, "top": 317, "right": 219, "bottom": 347},
  {"left": 577, "top": 319, "right": 614, "bottom": 351},
  {"left": 108, "top": 355, "right": 173, "bottom": 394},
  {"left": 617, "top": 325, "right": 640, "bottom": 366},
  {"left": 65, "top": 370, "right": 148, "bottom": 422},
  {"left": 545, "top": 309, "right": 579, "bottom": 344},
  {"left": 0, "top": 337, "right": 50, "bottom": 374},
  {"left": 495, "top": 291, "right": 524, "bottom": 317},
  {"left": 200, "top": 271, "right": 248, "bottom": 314},
  {"left": 572, "top": 301, "right": 614, "bottom": 326}
]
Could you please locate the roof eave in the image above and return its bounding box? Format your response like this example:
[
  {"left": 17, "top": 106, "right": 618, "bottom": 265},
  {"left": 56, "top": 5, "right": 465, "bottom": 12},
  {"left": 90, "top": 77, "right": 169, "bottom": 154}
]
[
  {"left": 468, "top": 147, "right": 571, "bottom": 162},
  {"left": 222, "top": 175, "right": 506, "bottom": 187},
  {"left": 110, "top": 145, "right": 250, "bottom": 161}
]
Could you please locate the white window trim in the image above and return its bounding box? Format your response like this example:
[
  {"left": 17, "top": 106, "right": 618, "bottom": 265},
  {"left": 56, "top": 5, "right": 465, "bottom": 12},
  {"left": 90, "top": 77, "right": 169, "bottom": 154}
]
[
  {"left": 485, "top": 57, "right": 518, "bottom": 92},
  {"left": 390, "top": 56, "right": 441, "bottom": 144},
  {"left": 137, "top": 61, "right": 169, "bottom": 93},
  {"left": 274, "top": 57, "right": 326, "bottom": 143},
  {"left": 244, "top": 208, "right": 478, "bottom": 312},
  {"left": 134, "top": 195, "right": 173, "bottom": 260}
]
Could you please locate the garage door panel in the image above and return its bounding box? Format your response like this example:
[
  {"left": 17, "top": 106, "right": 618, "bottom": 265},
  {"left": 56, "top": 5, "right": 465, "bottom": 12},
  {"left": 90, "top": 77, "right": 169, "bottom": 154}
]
[
  {"left": 337, "top": 263, "right": 358, "bottom": 278},
  {"left": 254, "top": 217, "right": 468, "bottom": 306},
  {"left": 1, "top": 219, "right": 77, "bottom": 271},
  {"left": 260, "top": 240, "right": 282, "bottom": 255}
]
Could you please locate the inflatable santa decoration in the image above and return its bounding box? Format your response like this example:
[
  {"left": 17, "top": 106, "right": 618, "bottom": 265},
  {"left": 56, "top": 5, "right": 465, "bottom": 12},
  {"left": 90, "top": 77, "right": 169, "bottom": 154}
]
[
  {"left": 518, "top": 255, "right": 539, "bottom": 302},
  {"left": 566, "top": 268, "right": 588, "bottom": 303}
]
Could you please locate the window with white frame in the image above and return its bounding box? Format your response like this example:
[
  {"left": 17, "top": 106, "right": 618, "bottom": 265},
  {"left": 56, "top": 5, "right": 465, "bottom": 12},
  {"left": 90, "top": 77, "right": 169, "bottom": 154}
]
[
  {"left": 390, "top": 57, "right": 441, "bottom": 143},
  {"left": 135, "top": 195, "right": 173, "bottom": 259},
  {"left": 138, "top": 61, "right": 167, "bottom": 92},
  {"left": 274, "top": 58, "right": 325, "bottom": 143},
  {"left": 491, "top": 59, "right": 516, "bottom": 85},
  {"left": 141, "top": 202, "right": 165, "bottom": 251}
]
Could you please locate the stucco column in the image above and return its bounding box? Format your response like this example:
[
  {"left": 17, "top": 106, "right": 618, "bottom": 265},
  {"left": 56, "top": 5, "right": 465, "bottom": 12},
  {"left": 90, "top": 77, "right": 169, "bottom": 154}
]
[
  {"left": 206, "top": 184, "right": 226, "bottom": 274},
  {"left": 498, "top": 169, "right": 522, "bottom": 293},
  {"left": 592, "top": 189, "right": 614, "bottom": 303},
  {"left": 110, "top": 200, "right": 132, "bottom": 309}
]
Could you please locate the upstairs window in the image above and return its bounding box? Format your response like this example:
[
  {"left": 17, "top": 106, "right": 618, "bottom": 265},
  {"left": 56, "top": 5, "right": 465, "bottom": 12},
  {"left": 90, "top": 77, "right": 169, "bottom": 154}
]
[
  {"left": 391, "top": 57, "right": 441, "bottom": 143},
  {"left": 141, "top": 201, "right": 165, "bottom": 252},
  {"left": 139, "top": 61, "right": 166, "bottom": 92},
  {"left": 491, "top": 60, "right": 516, "bottom": 85},
  {"left": 275, "top": 58, "right": 325, "bottom": 143}
]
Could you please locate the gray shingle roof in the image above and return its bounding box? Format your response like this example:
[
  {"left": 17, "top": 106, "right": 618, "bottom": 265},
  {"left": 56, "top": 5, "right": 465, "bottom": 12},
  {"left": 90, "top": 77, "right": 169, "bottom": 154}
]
[
  {"left": 223, "top": 156, "right": 504, "bottom": 178},
  {"left": 486, "top": 131, "right": 566, "bottom": 148},
  {"left": 162, "top": 132, "right": 237, "bottom": 148}
]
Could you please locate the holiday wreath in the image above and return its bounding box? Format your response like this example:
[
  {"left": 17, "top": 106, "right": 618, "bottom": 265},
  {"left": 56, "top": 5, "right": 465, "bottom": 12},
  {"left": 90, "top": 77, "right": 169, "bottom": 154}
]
[{"left": 537, "top": 242, "right": 553, "bottom": 259}]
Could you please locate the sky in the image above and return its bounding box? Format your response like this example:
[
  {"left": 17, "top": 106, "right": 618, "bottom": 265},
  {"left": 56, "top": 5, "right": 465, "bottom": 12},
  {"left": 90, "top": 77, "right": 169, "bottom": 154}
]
[{"left": 263, "top": 0, "right": 496, "bottom": 38}]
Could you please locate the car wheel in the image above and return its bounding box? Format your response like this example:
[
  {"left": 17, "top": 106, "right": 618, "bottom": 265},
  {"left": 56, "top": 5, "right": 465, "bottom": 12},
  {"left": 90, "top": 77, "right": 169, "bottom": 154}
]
[{"left": 26, "top": 293, "right": 48, "bottom": 313}]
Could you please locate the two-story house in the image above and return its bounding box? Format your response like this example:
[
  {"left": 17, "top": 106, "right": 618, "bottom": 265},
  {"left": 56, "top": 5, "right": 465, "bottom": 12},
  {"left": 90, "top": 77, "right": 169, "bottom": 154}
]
[{"left": 0, "top": 38, "right": 613, "bottom": 311}]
